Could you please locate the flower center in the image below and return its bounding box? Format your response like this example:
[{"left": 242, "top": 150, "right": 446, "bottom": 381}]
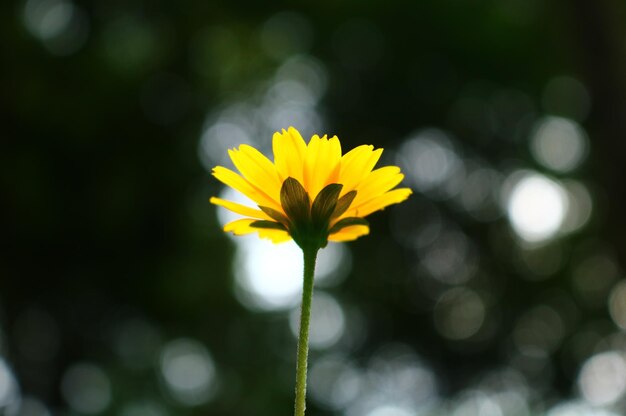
[{"left": 250, "top": 177, "right": 368, "bottom": 249}]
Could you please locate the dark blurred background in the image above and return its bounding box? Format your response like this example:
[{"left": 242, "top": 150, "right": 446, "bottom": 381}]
[{"left": 3, "top": 0, "right": 626, "bottom": 414}]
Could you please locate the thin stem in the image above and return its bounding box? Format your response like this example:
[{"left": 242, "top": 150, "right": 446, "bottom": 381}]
[{"left": 294, "top": 245, "right": 319, "bottom": 416}]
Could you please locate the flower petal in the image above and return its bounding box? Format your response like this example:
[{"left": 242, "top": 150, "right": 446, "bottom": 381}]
[
  {"left": 280, "top": 177, "right": 311, "bottom": 225},
  {"left": 223, "top": 218, "right": 291, "bottom": 243},
  {"left": 331, "top": 190, "right": 357, "bottom": 219},
  {"left": 351, "top": 166, "right": 404, "bottom": 208},
  {"left": 339, "top": 145, "right": 383, "bottom": 195},
  {"left": 249, "top": 220, "right": 288, "bottom": 231},
  {"left": 348, "top": 188, "right": 413, "bottom": 218},
  {"left": 311, "top": 183, "right": 343, "bottom": 227},
  {"left": 213, "top": 129, "right": 412, "bottom": 245},
  {"left": 212, "top": 166, "right": 282, "bottom": 211},
  {"left": 229, "top": 144, "right": 282, "bottom": 203},
  {"left": 303, "top": 135, "right": 342, "bottom": 200},
  {"left": 328, "top": 224, "right": 370, "bottom": 242},
  {"left": 210, "top": 197, "right": 272, "bottom": 220},
  {"left": 273, "top": 127, "right": 307, "bottom": 183},
  {"left": 328, "top": 217, "right": 369, "bottom": 234}
]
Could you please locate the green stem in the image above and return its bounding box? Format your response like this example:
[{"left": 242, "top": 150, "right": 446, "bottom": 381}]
[{"left": 294, "top": 245, "right": 319, "bottom": 416}]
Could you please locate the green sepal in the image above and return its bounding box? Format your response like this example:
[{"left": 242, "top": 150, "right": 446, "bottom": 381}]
[
  {"left": 331, "top": 190, "right": 356, "bottom": 219},
  {"left": 249, "top": 220, "right": 288, "bottom": 231},
  {"left": 311, "top": 183, "right": 343, "bottom": 226},
  {"left": 280, "top": 177, "right": 310, "bottom": 225},
  {"left": 258, "top": 205, "right": 290, "bottom": 225},
  {"left": 328, "top": 217, "right": 369, "bottom": 235}
]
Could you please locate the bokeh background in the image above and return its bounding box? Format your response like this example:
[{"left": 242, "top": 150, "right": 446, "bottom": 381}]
[{"left": 3, "top": 0, "right": 626, "bottom": 414}]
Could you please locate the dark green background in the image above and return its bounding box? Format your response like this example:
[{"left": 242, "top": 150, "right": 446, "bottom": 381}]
[{"left": 3, "top": 0, "right": 626, "bottom": 414}]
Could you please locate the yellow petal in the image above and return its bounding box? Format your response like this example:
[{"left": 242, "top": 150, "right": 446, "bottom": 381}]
[
  {"left": 223, "top": 218, "right": 255, "bottom": 234},
  {"left": 325, "top": 136, "right": 342, "bottom": 184},
  {"left": 223, "top": 218, "right": 291, "bottom": 243},
  {"left": 273, "top": 127, "right": 307, "bottom": 183},
  {"left": 351, "top": 166, "right": 404, "bottom": 208},
  {"left": 229, "top": 144, "right": 282, "bottom": 203},
  {"left": 212, "top": 166, "right": 282, "bottom": 211},
  {"left": 303, "top": 134, "right": 342, "bottom": 200},
  {"left": 339, "top": 145, "right": 383, "bottom": 195},
  {"left": 328, "top": 224, "right": 370, "bottom": 242},
  {"left": 260, "top": 229, "right": 292, "bottom": 243},
  {"left": 348, "top": 188, "right": 413, "bottom": 218},
  {"left": 210, "top": 197, "right": 272, "bottom": 220}
]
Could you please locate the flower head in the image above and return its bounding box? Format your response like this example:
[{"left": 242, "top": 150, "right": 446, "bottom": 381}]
[{"left": 210, "top": 127, "right": 412, "bottom": 249}]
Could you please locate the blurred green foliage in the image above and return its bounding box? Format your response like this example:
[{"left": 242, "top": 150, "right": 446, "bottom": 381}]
[{"left": 2, "top": 0, "right": 626, "bottom": 414}]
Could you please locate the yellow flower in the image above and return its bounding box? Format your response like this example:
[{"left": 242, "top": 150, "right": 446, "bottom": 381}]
[{"left": 210, "top": 127, "right": 412, "bottom": 248}]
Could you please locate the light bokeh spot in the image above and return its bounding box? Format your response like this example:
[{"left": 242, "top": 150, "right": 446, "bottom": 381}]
[
  {"left": 530, "top": 116, "right": 588, "bottom": 173},
  {"left": 13, "top": 396, "right": 50, "bottom": 416},
  {"left": 548, "top": 401, "right": 621, "bottom": 416},
  {"left": 434, "top": 288, "right": 485, "bottom": 340},
  {"left": 578, "top": 351, "right": 626, "bottom": 406},
  {"left": 60, "top": 363, "right": 111, "bottom": 414},
  {"left": 23, "top": 0, "right": 89, "bottom": 55},
  {"left": 513, "top": 305, "right": 565, "bottom": 353},
  {"left": 560, "top": 181, "right": 593, "bottom": 234},
  {"left": 0, "top": 359, "right": 19, "bottom": 412},
  {"left": 159, "top": 338, "right": 217, "bottom": 406},
  {"left": 609, "top": 280, "right": 626, "bottom": 330},
  {"left": 366, "top": 405, "right": 415, "bottom": 416},
  {"left": 505, "top": 172, "right": 568, "bottom": 243},
  {"left": 418, "top": 228, "right": 478, "bottom": 285},
  {"left": 113, "top": 318, "right": 162, "bottom": 369},
  {"left": 199, "top": 121, "right": 254, "bottom": 170},
  {"left": 289, "top": 291, "right": 345, "bottom": 349},
  {"left": 398, "top": 129, "right": 461, "bottom": 197},
  {"left": 452, "top": 392, "right": 502, "bottom": 416},
  {"left": 309, "top": 354, "right": 361, "bottom": 410},
  {"left": 232, "top": 231, "right": 348, "bottom": 311}
]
